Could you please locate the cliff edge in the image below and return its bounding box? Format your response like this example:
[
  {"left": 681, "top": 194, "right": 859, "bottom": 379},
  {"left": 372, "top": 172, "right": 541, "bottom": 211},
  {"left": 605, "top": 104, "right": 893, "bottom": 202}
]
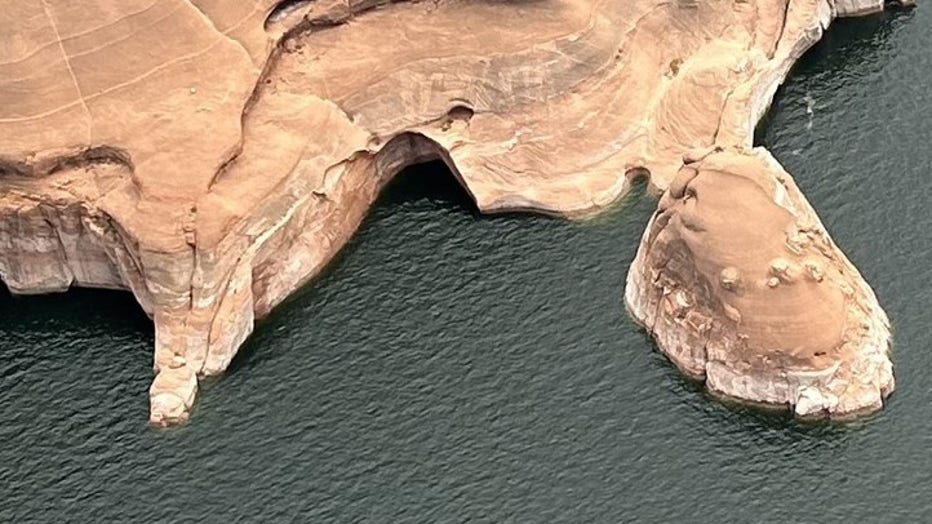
[{"left": 0, "top": 0, "right": 907, "bottom": 424}]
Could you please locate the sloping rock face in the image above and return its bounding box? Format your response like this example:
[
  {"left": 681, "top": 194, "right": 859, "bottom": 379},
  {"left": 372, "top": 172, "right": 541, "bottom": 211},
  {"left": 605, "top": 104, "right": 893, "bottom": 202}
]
[
  {"left": 624, "top": 149, "right": 894, "bottom": 417},
  {"left": 0, "top": 0, "right": 905, "bottom": 424}
]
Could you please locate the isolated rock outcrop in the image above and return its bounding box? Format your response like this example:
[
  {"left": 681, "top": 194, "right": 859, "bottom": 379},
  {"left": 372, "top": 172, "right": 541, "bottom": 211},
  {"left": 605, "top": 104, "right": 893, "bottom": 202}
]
[
  {"left": 625, "top": 149, "right": 893, "bottom": 417},
  {"left": 0, "top": 0, "right": 907, "bottom": 424}
]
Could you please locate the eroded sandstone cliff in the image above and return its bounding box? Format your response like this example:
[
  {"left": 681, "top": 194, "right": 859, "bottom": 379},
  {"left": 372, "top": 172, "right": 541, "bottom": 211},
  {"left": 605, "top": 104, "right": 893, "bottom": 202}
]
[{"left": 0, "top": 0, "right": 907, "bottom": 424}]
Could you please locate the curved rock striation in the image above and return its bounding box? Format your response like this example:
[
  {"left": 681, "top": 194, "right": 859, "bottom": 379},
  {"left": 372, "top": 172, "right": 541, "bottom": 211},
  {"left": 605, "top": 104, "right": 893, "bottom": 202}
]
[
  {"left": 625, "top": 149, "right": 893, "bottom": 418},
  {"left": 0, "top": 0, "right": 910, "bottom": 424}
]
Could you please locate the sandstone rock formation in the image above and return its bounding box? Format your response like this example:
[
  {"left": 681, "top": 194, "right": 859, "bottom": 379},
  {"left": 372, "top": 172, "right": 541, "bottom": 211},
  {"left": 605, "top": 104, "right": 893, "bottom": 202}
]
[
  {"left": 624, "top": 149, "right": 894, "bottom": 417},
  {"left": 0, "top": 0, "right": 907, "bottom": 425}
]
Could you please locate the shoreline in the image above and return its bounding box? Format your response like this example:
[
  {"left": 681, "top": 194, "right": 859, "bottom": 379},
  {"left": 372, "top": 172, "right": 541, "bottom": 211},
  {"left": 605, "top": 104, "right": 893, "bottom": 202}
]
[{"left": 0, "top": 0, "right": 912, "bottom": 424}]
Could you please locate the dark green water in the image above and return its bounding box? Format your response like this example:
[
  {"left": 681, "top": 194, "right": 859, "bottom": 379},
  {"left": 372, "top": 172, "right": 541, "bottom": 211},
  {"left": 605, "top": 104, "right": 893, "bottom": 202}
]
[{"left": 1, "top": 10, "right": 929, "bottom": 522}]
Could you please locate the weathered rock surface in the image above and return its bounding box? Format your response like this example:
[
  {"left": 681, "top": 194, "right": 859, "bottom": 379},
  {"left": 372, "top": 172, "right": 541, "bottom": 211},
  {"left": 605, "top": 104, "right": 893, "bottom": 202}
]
[
  {"left": 0, "top": 0, "right": 907, "bottom": 424},
  {"left": 625, "top": 149, "right": 894, "bottom": 418}
]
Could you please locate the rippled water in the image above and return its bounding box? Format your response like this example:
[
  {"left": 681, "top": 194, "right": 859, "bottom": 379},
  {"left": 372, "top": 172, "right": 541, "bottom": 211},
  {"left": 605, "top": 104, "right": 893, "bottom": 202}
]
[{"left": 1, "top": 9, "right": 929, "bottom": 522}]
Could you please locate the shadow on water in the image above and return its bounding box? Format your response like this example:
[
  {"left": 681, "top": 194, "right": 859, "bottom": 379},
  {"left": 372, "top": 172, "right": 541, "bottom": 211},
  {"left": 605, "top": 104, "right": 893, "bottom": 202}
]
[
  {"left": 754, "top": 8, "right": 913, "bottom": 144},
  {"left": 0, "top": 283, "right": 151, "bottom": 338},
  {"left": 226, "top": 159, "right": 486, "bottom": 376},
  {"left": 379, "top": 160, "right": 481, "bottom": 212},
  {"left": 796, "top": 8, "right": 912, "bottom": 67},
  {"left": 0, "top": 282, "right": 153, "bottom": 402}
]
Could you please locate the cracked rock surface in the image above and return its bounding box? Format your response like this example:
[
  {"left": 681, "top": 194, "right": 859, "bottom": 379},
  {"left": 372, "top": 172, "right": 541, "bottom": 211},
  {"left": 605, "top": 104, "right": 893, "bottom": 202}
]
[
  {"left": 0, "top": 0, "right": 904, "bottom": 424},
  {"left": 625, "top": 149, "right": 894, "bottom": 418}
]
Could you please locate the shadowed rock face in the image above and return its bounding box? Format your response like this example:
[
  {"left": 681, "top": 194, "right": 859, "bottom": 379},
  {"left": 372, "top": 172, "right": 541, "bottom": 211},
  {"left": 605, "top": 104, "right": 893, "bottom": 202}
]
[{"left": 0, "top": 0, "right": 905, "bottom": 424}]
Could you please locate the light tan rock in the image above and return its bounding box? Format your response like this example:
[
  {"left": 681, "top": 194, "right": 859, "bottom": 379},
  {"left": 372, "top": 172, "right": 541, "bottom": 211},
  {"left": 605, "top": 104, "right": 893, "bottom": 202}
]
[
  {"left": 149, "top": 361, "right": 198, "bottom": 427},
  {"left": 0, "top": 0, "right": 910, "bottom": 424},
  {"left": 625, "top": 149, "right": 894, "bottom": 418},
  {"left": 835, "top": 0, "right": 887, "bottom": 16}
]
